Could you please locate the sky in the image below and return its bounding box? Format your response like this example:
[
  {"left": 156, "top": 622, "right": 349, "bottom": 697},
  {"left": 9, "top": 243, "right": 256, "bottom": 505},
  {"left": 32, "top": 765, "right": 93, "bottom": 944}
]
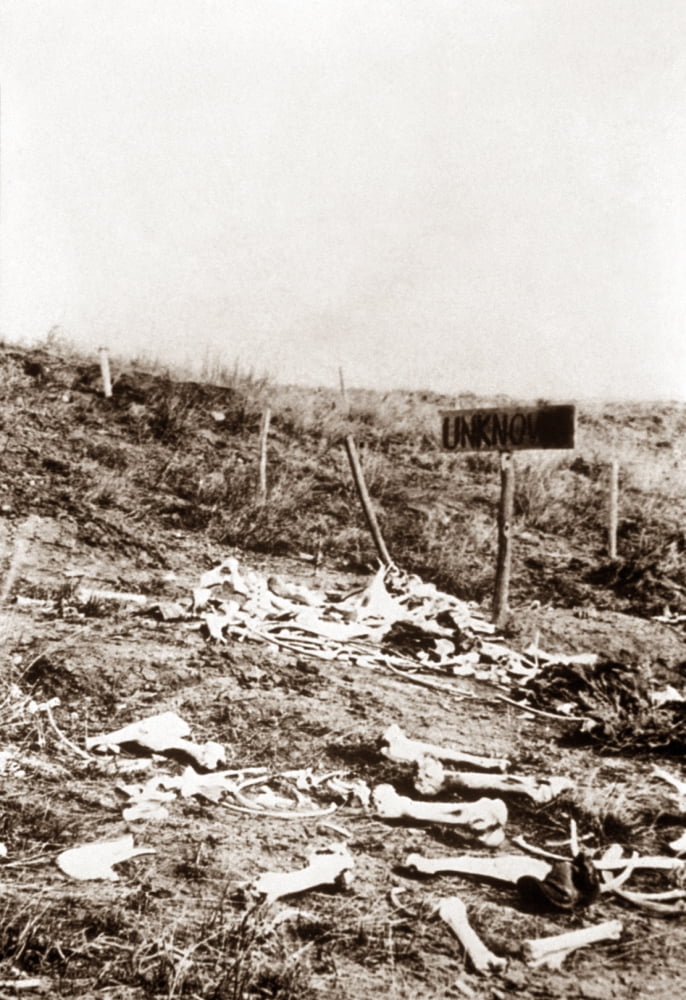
[{"left": 1, "top": 0, "right": 685, "bottom": 400}]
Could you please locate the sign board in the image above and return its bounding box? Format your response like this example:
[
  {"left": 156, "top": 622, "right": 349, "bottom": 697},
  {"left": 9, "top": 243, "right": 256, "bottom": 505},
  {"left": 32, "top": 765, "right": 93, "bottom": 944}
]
[{"left": 440, "top": 404, "right": 576, "bottom": 452}]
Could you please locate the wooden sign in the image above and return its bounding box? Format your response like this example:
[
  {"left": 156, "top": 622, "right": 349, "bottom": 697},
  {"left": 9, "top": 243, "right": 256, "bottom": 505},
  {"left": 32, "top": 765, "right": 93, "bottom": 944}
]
[
  {"left": 439, "top": 401, "right": 576, "bottom": 627},
  {"left": 441, "top": 404, "right": 575, "bottom": 452}
]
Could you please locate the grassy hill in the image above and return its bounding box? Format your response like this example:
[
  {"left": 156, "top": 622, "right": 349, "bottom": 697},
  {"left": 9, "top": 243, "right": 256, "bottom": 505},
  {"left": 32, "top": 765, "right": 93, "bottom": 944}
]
[{"left": 3, "top": 340, "right": 685, "bottom": 617}]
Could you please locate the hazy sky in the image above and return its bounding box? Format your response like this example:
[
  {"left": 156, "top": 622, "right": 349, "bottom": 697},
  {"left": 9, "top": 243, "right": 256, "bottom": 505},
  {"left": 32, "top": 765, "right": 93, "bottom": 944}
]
[{"left": 2, "top": 1, "right": 685, "bottom": 399}]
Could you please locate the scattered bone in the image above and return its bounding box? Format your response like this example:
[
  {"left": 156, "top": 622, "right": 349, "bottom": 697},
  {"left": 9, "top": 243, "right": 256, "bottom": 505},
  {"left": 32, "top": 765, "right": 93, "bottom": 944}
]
[
  {"left": 57, "top": 835, "right": 155, "bottom": 881},
  {"left": 437, "top": 896, "right": 506, "bottom": 974},
  {"left": 0, "top": 978, "right": 50, "bottom": 991},
  {"left": 653, "top": 766, "right": 686, "bottom": 812},
  {"left": 337, "top": 567, "right": 405, "bottom": 623},
  {"left": 75, "top": 586, "right": 148, "bottom": 606},
  {"left": 86, "top": 712, "right": 226, "bottom": 771},
  {"left": 599, "top": 846, "right": 686, "bottom": 913},
  {"left": 373, "top": 784, "right": 507, "bottom": 847},
  {"left": 268, "top": 575, "right": 321, "bottom": 606},
  {"left": 650, "top": 685, "right": 684, "bottom": 706},
  {"left": 598, "top": 848, "right": 638, "bottom": 894},
  {"left": 318, "top": 820, "right": 353, "bottom": 838},
  {"left": 610, "top": 888, "right": 686, "bottom": 915},
  {"left": 325, "top": 775, "right": 372, "bottom": 808},
  {"left": 522, "top": 919, "right": 623, "bottom": 970},
  {"left": 413, "top": 754, "right": 573, "bottom": 804},
  {"left": 406, "top": 852, "right": 551, "bottom": 884},
  {"left": 117, "top": 776, "right": 177, "bottom": 823},
  {"left": 380, "top": 724, "right": 508, "bottom": 773},
  {"left": 252, "top": 844, "right": 354, "bottom": 903},
  {"left": 518, "top": 837, "right": 686, "bottom": 875},
  {"left": 523, "top": 643, "right": 598, "bottom": 668}
]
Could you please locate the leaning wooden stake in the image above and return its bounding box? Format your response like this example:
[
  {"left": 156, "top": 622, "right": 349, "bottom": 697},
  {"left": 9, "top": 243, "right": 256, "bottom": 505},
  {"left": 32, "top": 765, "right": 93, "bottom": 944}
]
[
  {"left": 258, "top": 406, "right": 271, "bottom": 500},
  {"left": 99, "top": 348, "right": 112, "bottom": 398},
  {"left": 493, "top": 452, "right": 514, "bottom": 627},
  {"left": 608, "top": 459, "right": 618, "bottom": 559},
  {"left": 344, "top": 435, "right": 392, "bottom": 567}
]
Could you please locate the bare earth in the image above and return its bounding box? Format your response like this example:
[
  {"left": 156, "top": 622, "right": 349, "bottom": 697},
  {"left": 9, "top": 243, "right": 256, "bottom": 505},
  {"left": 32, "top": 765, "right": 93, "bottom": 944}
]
[{"left": 1, "top": 348, "right": 685, "bottom": 999}]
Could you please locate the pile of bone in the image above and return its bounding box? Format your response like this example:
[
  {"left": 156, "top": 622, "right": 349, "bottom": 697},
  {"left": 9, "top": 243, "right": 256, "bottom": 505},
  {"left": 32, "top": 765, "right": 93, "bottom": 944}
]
[{"left": 189, "top": 557, "right": 539, "bottom": 682}]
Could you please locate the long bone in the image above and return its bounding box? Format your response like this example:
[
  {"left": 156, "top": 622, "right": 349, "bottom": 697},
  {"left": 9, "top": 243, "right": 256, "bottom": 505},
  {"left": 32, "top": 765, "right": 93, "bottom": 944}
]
[
  {"left": 380, "top": 724, "right": 508, "bottom": 773},
  {"left": 406, "top": 851, "right": 551, "bottom": 884},
  {"left": 437, "top": 896, "right": 506, "bottom": 974},
  {"left": 252, "top": 844, "right": 354, "bottom": 903},
  {"left": 373, "top": 784, "right": 507, "bottom": 847},
  {"left": 86, "top": 712, "right": 226, "bottom": 771},
  {"left": 522, "top": 920, "right": 623, "bottom": 970},
  {"left": 414, "top": 754, "right": 573, "bottom": 804}
]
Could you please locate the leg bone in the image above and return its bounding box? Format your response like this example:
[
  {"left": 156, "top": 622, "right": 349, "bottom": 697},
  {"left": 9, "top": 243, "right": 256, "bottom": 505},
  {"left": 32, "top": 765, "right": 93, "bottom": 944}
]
[
  {"left": 414, "top": 754, "right": 573, "bottom": 803},
  {"left": 437, "top": 896, "right": 506, "bottom": 974},
  {"left": 406, "top": 852, "right": 551, "bottom": 884},
  {"left": 373, "top": 784, "right": 507, "bottom": 847},
  {"left": 381, "top": 724, "right": 507, "bottom": 772},
  {"left": 522, "top": 919, "right": 623, "bottom": 969}
]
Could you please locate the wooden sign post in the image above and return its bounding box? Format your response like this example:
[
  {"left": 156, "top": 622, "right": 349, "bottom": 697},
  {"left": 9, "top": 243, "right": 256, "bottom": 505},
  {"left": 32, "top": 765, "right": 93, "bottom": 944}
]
[{"left": 440, "top": 404, "right": 576, "bottom": 626}]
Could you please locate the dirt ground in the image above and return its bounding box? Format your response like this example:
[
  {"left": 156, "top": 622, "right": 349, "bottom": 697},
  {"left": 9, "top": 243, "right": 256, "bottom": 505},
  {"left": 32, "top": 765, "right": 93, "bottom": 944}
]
[{"left": 1, "top": 507, "right": 685, "bottom": 999}]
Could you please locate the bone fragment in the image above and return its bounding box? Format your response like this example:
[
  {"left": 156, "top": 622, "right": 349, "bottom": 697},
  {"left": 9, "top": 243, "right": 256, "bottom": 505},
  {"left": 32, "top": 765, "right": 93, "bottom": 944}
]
[
  {"left": 252, "top": 844, "right": 353, "bottom": 903},
  {"left": 117, "top": 776, "right": 177, "bottom": 823},
  {"left": 381, "top": 724, "right": 508, "bottom": 773},
  {"left": 406, "top": 852, "right": 551, "bottom": 884},
  {"left": 522, "top": 920, "right": 623, "bottom": 970},
  {"left": 653, "top": 767, "right": 686, "bottom": 812},
  {"left": 598, "top": 846, "right": 686, "bottom": 913},
  {"left": 523, "top": 644, "right": 598, "bottom": 668},
  {"left": 268, "top": 575, "right": 321, "bottom": 606},
  {"left": 437, "top": 896, "right": 506, "bottom": 974},
  {"left": 414, "top": 754, "right": 573, "bottom": 804},
  {"left": 373, "top": 784, "right": 507, "bottom": 847},
  {"left": 75, "top": 587, "right": 147, "bottom": 606},
  {"left": 86, "top": 712, "right": 226, "bottom": 771},
  {"left": 670, "top": 831, "right": 686, "bottom": 855},
  {"left": 57, "top": 835, "right": 155, "bottom": 881}
]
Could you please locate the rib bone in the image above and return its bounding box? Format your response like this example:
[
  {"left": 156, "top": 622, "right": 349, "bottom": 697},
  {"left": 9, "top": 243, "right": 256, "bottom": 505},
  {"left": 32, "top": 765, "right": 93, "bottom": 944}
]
[
  {"left": 406, "top": 852, "right": 551, "bottom": 884},
  {"left": 373, "top": 784, "right": 507, "bottom": 847},
  {"left": 414, "top": 754, "right": 573, "bottom": 803},
  {"left": 437, "top": 896, "right": 506, "bottom": 974},
  {"left": 522, "top": 920, "right": 623, "bottom": 969},
  {"left": 252, "top": 844, "right": 354, "bottom": 903},
  {"left": 381, "top": 724, "right": 507, "bottom": 773}
]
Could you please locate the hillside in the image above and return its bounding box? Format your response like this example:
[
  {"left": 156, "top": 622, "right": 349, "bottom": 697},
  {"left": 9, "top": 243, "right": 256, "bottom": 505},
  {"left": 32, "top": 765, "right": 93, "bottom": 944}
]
[{"left": 1, "top": 341, "right": 685, "bottom": 1000}]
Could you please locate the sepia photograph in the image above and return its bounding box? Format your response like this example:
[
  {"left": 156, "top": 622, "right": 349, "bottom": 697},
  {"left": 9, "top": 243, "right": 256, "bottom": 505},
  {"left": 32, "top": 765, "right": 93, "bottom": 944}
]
[{"left": 1, "top": 3, "right": 685, "bottom": 997}]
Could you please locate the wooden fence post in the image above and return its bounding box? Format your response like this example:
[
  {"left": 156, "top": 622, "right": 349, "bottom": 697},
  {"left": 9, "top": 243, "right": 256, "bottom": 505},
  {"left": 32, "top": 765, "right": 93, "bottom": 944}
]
[
  {"left": 99, "top": 348, "right": 112, "bottom": 398},
  {"left": 493, "top": 452, "right": 515, "bottom": 627},
  {"left": 257, "top": 406, "right": 271, "bottom": 500},
  {"left": 608, "top": 459, "right": 619, "bottom": 559},
  {"left": 338, "top": 366, "right": 349, "bottom": 412}
]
